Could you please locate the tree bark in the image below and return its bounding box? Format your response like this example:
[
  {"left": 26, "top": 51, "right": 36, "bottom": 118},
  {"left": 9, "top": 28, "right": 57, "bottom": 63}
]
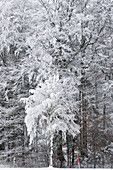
[
  {"left": 66, "top": 131, "right": 69, "bottom": 167},
  {"left": 102, "top": 104, "right": 106, "bottom": 168},
  {"left": 82, "top": 92, "right": 87, "bottom": 156},
  {"left": 50, "top": 134, "right": 54, "bottom": 167},
  {"left": 57, "top": 131, "right": 64, "bottom": 168},
  {"left": 72, "top": 138, "right": 75, "bottom": 167},
  {"left": 93, "top": 137, "right": 96, "bottom": 168}
]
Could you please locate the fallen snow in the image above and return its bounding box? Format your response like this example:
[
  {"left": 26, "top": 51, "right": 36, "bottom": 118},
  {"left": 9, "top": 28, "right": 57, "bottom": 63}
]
[
  {"left": 0, "top": 168, "right": 80, "bottom": 170},
  {"left": 0, "top": 166, "right": 109, "bottom": 170}
]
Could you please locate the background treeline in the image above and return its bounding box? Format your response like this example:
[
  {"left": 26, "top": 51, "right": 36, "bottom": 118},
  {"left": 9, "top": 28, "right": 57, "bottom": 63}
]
[{"left": 0, "top": 0, "right": 113, "bottom": 168}]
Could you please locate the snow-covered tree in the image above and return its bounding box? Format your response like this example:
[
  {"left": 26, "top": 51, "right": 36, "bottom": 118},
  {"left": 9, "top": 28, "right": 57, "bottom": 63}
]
[{"left": 23, "top": 73, "right": 80, "bottom": 166}]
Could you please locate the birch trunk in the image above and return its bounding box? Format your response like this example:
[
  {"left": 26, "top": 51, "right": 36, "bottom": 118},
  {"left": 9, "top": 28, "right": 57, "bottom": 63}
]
[{"left": 50, "top": 134, "right": 53, "bottom": 167}]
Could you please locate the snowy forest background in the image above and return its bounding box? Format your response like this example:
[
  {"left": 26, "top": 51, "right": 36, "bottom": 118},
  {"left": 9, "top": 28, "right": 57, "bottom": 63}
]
[{"left": 0, "top": 0, "right": 113, "bottom": 168}]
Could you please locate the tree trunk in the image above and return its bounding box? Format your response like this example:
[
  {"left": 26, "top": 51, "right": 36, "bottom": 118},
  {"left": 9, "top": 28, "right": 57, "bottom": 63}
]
[
  {"left": 57, "top": 131, "right": 64, "bottom": 168},
  {"left": 103, "top": 104, "right": 106, "bottom": 130},
  {"left": 102, "top": 104, "right": 106, "bottom": 168},
  {"left": 72, "top": 138, "right": 75, "bottom": 167},
  {"left": 93, "top": 142, "right": 96, "bottom": 168},
  {"left": 92, "top": 133, "right": 96, "bottom": 168},
  {"left": 66, "top": 132, "right": 69, "bottom": 167},
  {"left": 79, "top": 91, "right": 82, "bottom": 154},
  {"left": 50, "top": 134, "right": 54, "bottom": 167},
  {"left": 82, "top": 92, "right": 87, "bottom": 156}
]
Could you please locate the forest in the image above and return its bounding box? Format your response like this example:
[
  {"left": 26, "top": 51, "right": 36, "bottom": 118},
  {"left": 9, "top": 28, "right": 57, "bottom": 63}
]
[{"left": 0, "top": 0, "right": 113, "bottom": 168}]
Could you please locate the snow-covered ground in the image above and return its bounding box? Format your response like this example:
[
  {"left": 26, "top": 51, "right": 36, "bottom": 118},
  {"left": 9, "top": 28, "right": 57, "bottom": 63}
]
[
  {"left": 0, "top": 164, "right": 12, "bottom": 168},
  {"left": 0, "top": 168, "right": 78, "bottom": 170},
  {"left": 0, "top": 166, "right": 109, "bottom": 170}
]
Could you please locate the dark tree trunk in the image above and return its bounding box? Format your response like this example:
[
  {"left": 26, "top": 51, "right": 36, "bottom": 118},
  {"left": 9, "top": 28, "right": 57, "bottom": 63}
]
[
  {"left": 93, "top": 137, "right": 96, "bottom": 168},
  {"left": 66, "top": 131, "right": 70, "bottom": 167},
  {"left": 57, "top": 131, "right": 64, "bottom": 168},
  {"left": 79, "top": 91, "right": 82, "bottom": 153},
  {"left": 102, "top": 104, "right": 106, "bottom": 168},
  {"left": 82, "top": 92, "right": 87, "bottom": 157},
  {"left": 72, "top": 138, "right": 75, "bottom": 167}
]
